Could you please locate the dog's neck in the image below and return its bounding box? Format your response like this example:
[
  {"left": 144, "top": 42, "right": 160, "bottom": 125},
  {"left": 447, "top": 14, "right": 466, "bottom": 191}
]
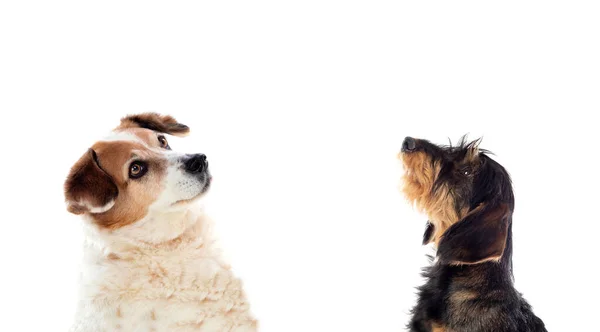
[{"left": 82, "top": 205, "right": 219, "bottom": 257}]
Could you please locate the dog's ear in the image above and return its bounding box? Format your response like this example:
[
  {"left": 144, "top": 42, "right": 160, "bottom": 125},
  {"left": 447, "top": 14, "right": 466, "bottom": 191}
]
[
  {"left": 422, "top": 221, "right": 435, "bottom": 245},
  {"left": 437, "top": 203, "right": 510, "bottom": 265},
  {"left": 64, "top": 149, "right": 118, "bottom": 215},
  {"left": 117, "top": 113, "right": 190, "bottom": 136}
]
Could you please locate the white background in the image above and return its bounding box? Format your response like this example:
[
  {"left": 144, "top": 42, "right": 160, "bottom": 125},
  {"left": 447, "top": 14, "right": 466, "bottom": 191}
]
[{"left": 1, "top": 1, "right": 598, "bottom": 331}]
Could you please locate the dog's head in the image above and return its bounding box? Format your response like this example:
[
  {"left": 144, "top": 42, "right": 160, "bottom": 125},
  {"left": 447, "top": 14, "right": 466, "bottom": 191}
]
[
  {"left": 400, "top": 136, "right": 514, "bottom": 265},
  {"left": 64, "top": 113, "right": 211, "bottom": 231}
]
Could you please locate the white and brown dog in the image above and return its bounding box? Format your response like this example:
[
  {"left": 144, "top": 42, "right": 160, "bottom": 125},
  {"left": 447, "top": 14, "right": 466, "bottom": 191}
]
[{"left": 65, "top": 113, "right": 257, "bottom": 332}]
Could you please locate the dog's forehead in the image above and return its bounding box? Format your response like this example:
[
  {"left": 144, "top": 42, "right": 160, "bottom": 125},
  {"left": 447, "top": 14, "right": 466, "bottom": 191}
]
[
  {"left": 436, "top": 145, "right": 475, "bottom": 163},
  {"left": 108, "top": 128, "right": 159, "bottom": 146}
]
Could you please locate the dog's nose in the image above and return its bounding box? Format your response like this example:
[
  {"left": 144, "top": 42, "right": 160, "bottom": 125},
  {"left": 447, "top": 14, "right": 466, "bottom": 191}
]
[
  {"left": 184, "top": 154, "right": 208, "bottom": 173},
  {"left": 402, "top": 137, "right": 417, "bottom": 152}
]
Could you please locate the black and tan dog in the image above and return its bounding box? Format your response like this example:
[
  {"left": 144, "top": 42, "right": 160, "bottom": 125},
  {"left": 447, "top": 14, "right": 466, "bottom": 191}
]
[{"left": 399, "top": 136, "right": 546, "bottom": 332}]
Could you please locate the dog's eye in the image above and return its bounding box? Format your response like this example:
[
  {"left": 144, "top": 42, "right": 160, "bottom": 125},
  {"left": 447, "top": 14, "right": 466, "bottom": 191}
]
[
  {"left": 460, "top": 166, "right": 473, "bottom": 176},
  {"left": 158, "top": 135, "right": 170, "bottom": 149},
  {"left": 129, "top": 161, "right": 148, "bottom": 179}
]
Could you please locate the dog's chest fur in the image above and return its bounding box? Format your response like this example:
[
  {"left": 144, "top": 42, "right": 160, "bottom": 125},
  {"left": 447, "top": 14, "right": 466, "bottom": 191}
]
[
  {"left": 411, "top": 261, "right": 546, "bottom": 332},
  {"left": 71, "top": 217, "right": 256, "bottom": 332}
]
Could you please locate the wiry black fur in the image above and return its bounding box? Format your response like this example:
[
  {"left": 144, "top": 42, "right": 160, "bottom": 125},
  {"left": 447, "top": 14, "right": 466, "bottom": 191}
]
[{"left": 403, "top": 137, "right": 546, "bottom": 332}]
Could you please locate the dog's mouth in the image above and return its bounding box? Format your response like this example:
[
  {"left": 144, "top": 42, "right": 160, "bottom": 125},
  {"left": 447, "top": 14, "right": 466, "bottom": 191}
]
[
  {"left": 172, "top": 172, "right": 212, "bottom": 206},
  {"left": 201, "top": 175, "right": 212, "bottom": 193}
]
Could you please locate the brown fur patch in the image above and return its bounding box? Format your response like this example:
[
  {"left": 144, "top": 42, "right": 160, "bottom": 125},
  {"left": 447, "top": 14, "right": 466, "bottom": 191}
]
[
  {"left": 117, "top": 113, "right": 189, "bottom": 137},
  {"left": 450, "top": 290, "right": 478, "bottom": 303},
  {"left": 65, "top": 149, "right": 119, "bottom": 215},
  {"left": 400, "top": 151, "right": 467, "bottom": 245},
  {"left": 69, "top": 140, "right": 168, "bottom": 229},
  {"left": 432, "top": 324, "right": 448, "bottom": 332}
]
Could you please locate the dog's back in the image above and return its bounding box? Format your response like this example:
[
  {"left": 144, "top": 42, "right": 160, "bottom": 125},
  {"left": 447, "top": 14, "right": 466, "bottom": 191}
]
[{"left": 410, "top": 261, "right": 547, "bottom": 332}]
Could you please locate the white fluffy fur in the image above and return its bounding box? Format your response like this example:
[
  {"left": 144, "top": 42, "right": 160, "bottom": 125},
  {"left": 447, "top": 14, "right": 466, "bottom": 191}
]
[
  {"left": 70, "top": 132, "right": 257, "bottom": 332},
  {"left": 71, "top": 207, "right": 257, "bottom": 332}
]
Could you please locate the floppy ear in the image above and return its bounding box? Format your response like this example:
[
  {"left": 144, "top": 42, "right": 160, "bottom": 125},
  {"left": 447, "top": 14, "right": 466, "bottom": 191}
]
[
  {"left": 118, "top": 113, "right": 190, "bottom": 136},
  {"left": 437, "top": 203, "right": 510, "bottom": 265},
  {"left": 64, "top": 149, "right": 118, "bottom": 215}
]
